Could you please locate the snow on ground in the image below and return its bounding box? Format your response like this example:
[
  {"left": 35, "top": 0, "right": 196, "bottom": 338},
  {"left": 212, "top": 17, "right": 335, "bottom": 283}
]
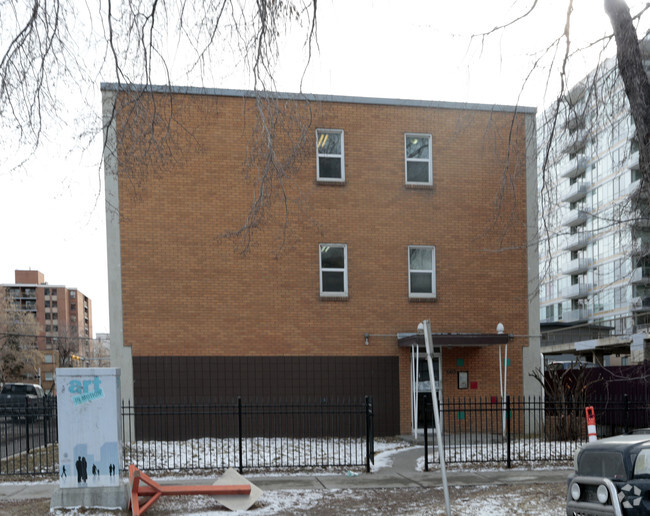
[
  {"left": 415, "top": 437, "right": 579, "bottom": 471},
  {"left": 43, "top": 438, "right": 570, "bottom": 514},
  {"left": 125, "top": 436, "right": 580, "bottom": 473}
]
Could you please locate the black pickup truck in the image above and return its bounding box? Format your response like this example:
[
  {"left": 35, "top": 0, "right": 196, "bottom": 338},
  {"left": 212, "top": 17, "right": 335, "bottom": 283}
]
[
  {"left": 567, "top": 434, "right": 650, "bottom": 516},
  {"left": 0, "top": 383, "right": 46, "bottom": 420}
]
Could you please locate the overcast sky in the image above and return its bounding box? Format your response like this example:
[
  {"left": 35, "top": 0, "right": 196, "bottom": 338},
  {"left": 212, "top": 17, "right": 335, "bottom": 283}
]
[{"left": 1, "top": 0, "right": 647, "bottom": 335}]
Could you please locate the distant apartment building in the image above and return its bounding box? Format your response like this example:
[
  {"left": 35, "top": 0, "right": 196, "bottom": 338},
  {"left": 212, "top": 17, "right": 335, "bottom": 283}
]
[
  {"left": 537, "top": 44, "right": 650, "bottom": 365},
  {"left": 1, "top": 270, "right": 93, "bottom": 391}
]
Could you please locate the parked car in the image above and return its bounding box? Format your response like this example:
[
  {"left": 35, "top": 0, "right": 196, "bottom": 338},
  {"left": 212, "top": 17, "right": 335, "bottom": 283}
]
[
  {"left": 0, "top": 383, "right": 46, "bottom": 421},
  {"left": 567, "top": 434, "right": 650, "bottom": 515}
]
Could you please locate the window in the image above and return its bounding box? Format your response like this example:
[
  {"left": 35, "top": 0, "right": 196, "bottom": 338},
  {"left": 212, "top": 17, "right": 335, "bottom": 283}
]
[
  {"left": 45, "top": 372, "right": 54, "bottom": 382},
  {"left": 405, "top": 134, "right": 432, "bottom": 184},
  {"left": 316, "top": 129, "right": 344, "bottom": 181},
  {"left": 70, "top": 290, "right": 76, "bottom": 298},
  {"left": 409, "top": 246, "right": 436, "bottom": 298},
  {"left": 44, "top": 354, "right": 53, "bottom": 364},
  {"left": 45, "top": 313, "right": 51, "bottom": 320},
  {"left": 45, "top": 301, "right": 50, "bottom": 308},
  {"left": 319, "top": 244, "right": 347, "bottom": 296}
]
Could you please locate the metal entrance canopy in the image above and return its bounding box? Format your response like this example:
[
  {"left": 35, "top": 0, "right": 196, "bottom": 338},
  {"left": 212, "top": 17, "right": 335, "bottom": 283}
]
[{"left": 397, "top": 332, "right": 510, "bottom": 347}]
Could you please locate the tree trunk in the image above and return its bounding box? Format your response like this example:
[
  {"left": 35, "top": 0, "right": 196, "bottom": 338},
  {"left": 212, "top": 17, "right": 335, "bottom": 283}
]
[{"left": 605, "top": 0, "right": 650, "bottom": 189}]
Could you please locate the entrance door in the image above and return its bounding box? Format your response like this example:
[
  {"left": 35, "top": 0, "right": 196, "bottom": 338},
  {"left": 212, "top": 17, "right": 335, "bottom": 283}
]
[
  {"left": 410, "top": 346, "right": 441, "bottom": 436},
  {"left": 417, "top": 356, "right": 440, "bottom": 427}
]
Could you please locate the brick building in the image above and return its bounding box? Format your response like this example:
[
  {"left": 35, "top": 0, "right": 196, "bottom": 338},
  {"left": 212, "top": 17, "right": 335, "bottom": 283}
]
[
  {"left": 102, "top": 85, "right": 540, "bottom": 435},
  {"left": 1, "top": 270, "right": 93, "bottom": 392}
]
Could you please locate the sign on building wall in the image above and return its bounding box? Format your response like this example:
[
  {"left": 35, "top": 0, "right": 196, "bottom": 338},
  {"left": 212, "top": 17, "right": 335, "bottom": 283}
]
[{"left": 56, "top": 368, "right": 122, "bottom": 489}]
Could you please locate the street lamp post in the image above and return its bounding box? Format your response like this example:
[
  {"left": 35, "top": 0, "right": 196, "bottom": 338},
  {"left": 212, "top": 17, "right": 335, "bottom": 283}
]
[
  {"left": 419, "top": 320, "right": 451, "bottom": 516},
  {"left": 497, "top": 322, "right": 507, "bottom": 438}
]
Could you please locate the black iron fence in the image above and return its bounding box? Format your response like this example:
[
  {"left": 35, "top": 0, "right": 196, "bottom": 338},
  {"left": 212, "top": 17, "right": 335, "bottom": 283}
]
[
  {"left": 423, "top": 395, "right": 650, "bottom": 469},
  {"left": 3, "top": 394, "right": 650, "bottom": 476},
  {"left": 122, "top": 397, "right": 375, "bottom": 473},
  {"left": 0, "top": 397, "right": 58, "bottom": 475}
]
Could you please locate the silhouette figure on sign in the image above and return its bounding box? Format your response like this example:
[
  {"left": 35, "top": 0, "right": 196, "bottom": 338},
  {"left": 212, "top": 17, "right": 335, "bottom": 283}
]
[
  {"left": 61, "top": 465, "right": 67, "bottom": 478},
  {"left": 82, "top": 456, "right": 88, "bottom": 482},
  {"left": 92, "top": 464, "right": 97, "bottom": 476},
  {"left": 75, "top": 457, "right": 82, "bottom": 483}
]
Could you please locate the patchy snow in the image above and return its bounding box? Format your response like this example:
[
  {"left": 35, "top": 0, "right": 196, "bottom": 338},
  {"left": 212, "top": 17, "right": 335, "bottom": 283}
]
[
  {"left": 50, "top": 485, "right": 566, "bottom": 515},
  {"left": 42, "top": 438, "right": 570, "bottom": 514},
  {"left": 415, "top": 438, "right": 580, "bottom": 471},
  {"left": 371, "top": 443, "right": 418, "bottom": 472},
  {"left": 125, "top": 437, "right": 369, "bottom": 471}
]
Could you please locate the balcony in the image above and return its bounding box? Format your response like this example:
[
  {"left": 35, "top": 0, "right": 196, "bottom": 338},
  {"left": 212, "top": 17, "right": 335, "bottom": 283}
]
[
  {"left": 631, "top": 266, "right": 650, "bottom": 284},
  {"left": 562, "top": 308, "right": 590, "bottom": 323},
  {"left": 564, "top": 82, "right": 587, "bottom": 106},
  {"left": 565, "top": 112, "right": 586, "bottom": 132},
  {"left": 628, "top": 150, "right": 640, "bottom": 170},
  {"left": 630, "top": 238, "right": 650, "bottom": 256},
  {"left": 560, "top": 154, "right": 588, "bottom": 178},
  {"left": 561, "top": 180, "right": 589, "bottom": 203},
  {"left": 631, "top": 296, "right": 650, "bottom": 311},
  {"left": 562, "top": 283, "right": 592, "bottom": 299},
  {"left": 563, "top": 132, "right": 588, "bottom": 155},
  {"left": 563, "top": 231, "right": 591, "bottom": 251},
  {"left": 563, "top": 208, "right": 589, "bottom": 227},
  {"left": 562, "top": 257, "right": 591, "bottom": 275}
]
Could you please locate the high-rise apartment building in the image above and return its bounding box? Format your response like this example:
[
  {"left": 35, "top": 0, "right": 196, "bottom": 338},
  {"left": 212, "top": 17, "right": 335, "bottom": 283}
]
[
  {"left": 538, "top": 46, "right": 650, "bottom": 365},
  {"left": 1, "top": 270, "right": 93, "bottom": 392}
]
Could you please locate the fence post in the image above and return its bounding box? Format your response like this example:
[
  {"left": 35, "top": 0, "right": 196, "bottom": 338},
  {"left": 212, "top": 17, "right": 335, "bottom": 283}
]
[
  {"left": 238, "top": 397, "right": 243, "bottom": 474},
  {"left": 423, "top": 400, "right": 429, "bottom": 472},
  {"left": 43, "top": 399, "right": 48, "bottom": 446},
  {"left": 506, "top": 395, "right": 511, "bottom": 469},
  {"left": 25, "top": 397, "right": 30, "bottom": 454},
  {"left": 624, "top": 393, "right": 629, "bottom": 434},
  {"left": 365, "top": 396, "right": 374, "bottom": 473}
]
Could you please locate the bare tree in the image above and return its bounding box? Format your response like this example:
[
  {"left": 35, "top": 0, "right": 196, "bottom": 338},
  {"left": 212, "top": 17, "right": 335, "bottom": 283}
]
[
  {"left": 2, "top": 1, "right": 318, "bottom": 250},
  {"left": 530, "top": 362, "right": 598, "bottom": 440},
  {"left": 0, "top": 294, "right": 42, "bottom": 383},
  {"left": 53, "top": 322, "right": 84, "bottom": 368}
]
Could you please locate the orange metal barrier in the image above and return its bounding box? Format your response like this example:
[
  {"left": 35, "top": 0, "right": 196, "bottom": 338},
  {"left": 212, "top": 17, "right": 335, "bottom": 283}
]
[{"left": 129, "top": 464, "right": 251, "bottom": 515}]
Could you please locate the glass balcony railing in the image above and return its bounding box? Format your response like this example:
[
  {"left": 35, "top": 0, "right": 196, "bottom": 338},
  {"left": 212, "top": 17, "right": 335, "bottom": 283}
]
[
  {"left": 562, "top": 283, "right": 592, "bottom": 299},
  {"left": 561, "top": 181, "right": 589, "bottom": 203},
  {"left": 564, "top": 231, "right": 591, "bottom": 251},
  {"left": 560, "top": 154, "right": 588, "bottom": 179},
  {"left": 562, "top": 308, "right": 590, "bottom": 322},
  {"left": 562, "top": 257, "right": 591, "bottom": 275},
  {"left": 562, "top": 208, "right": 589, "bottom": 227}
]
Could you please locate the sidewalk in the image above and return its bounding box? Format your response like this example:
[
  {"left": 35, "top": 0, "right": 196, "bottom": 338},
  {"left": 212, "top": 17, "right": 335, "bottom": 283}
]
[{"left": 0, "top": 446, "right": 571, "bottom": 501}]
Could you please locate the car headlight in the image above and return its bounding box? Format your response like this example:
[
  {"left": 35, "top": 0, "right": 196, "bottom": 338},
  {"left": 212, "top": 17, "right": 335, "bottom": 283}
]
[
  {"left": 597, "top": 484, "right": 609, "bottom": 504},
  {"left": 571, "top": 482, "right": 581, "bottom": 501}
]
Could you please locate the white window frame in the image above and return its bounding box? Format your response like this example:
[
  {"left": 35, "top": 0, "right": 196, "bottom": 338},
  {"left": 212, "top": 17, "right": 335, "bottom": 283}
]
[
  {"left": 319, "top": 243, "right": 348, "bottom": 297},
  {"left": 405, "top": 133, "right": 432, "bottom": 185},
  {"left": 316, "top": 129, "right": 345, "bottom": 182},
  {"left": 408, "top": 245, "right": 436, "bottom": 298}
]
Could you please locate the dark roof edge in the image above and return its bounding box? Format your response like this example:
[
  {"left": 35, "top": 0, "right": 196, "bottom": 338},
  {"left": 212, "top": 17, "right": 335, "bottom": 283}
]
[{"left": 100, "top": 83, "right": 536, "bottom": 114}]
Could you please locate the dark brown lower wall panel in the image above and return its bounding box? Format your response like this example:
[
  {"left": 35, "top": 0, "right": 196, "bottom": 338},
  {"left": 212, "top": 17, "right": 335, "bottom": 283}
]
[{"left": 132, "top": 355, "right": 400, "bottom": 436}]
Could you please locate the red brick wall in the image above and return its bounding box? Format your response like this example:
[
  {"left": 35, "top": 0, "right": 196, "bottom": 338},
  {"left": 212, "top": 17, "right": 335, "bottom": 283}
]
[{"left": 116, "top": 92, "right": 531, "bottom": 434}]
